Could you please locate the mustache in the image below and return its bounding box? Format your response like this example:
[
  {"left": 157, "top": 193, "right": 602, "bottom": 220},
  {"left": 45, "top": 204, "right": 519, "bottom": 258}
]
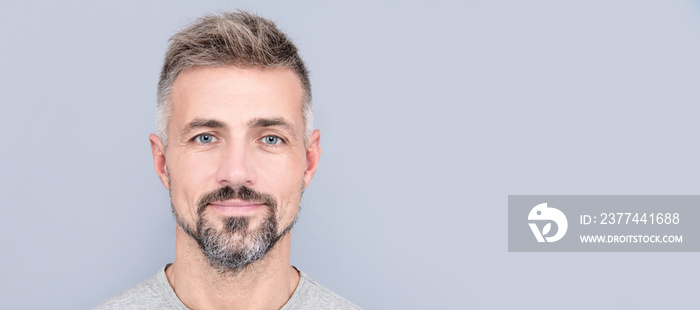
[{"left": 197, "top": 186, "right": 277, "bottom": 215}]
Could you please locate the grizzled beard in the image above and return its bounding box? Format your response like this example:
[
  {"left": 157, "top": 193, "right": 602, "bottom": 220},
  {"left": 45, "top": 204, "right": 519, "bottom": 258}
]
[{"left": 170, "top": 185, "right": 299, "bottom": 276}]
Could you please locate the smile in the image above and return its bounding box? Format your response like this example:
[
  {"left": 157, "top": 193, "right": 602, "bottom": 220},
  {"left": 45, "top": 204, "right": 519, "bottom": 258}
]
[{"left": 208, "top": 199, "right": 266, "bottom": 216}]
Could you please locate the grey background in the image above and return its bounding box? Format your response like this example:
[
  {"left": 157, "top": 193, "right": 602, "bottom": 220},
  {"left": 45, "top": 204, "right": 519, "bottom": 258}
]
[
  {"left": 1, "top": 0, "right": 699, "bottom": 309},
  {"left": 509, "top": 195, "right": 700, "bottom": 252}
]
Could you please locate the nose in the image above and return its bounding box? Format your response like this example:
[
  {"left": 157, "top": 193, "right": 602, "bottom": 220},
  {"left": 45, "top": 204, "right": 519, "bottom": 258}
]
[{"left": 215, "top": 139, "right": 257, "bottom": 188}]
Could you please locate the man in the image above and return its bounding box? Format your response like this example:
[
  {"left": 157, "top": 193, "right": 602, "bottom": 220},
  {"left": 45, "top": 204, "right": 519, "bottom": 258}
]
[{"left": 96, "top": 11, "right": 359, "bottom": 310}]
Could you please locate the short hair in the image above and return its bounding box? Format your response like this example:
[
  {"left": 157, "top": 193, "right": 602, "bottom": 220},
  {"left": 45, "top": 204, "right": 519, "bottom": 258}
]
[{"left": 156, "top": 11, "right": 312, "bottom": 148}]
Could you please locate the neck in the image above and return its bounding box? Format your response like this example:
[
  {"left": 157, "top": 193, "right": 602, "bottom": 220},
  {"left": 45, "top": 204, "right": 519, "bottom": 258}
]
[{"left": 165, "top": 226, "right": 300, "bottom": 310}]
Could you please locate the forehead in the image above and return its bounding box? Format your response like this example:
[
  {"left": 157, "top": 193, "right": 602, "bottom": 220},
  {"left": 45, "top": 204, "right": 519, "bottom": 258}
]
[{"left": 169, "top": 66, "right": 305, "bottom": 131}]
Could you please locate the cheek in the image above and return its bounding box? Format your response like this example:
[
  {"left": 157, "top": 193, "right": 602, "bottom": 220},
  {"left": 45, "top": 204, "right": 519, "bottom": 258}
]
[
  {"left": 255, "top": 154, "right": 305, "bottom": 213},
  {"left": 259, "top": 154, "right": 305, "bottom": 191},
  {"left": 167, "top": 153, "right": 219, "bottom": 217}
]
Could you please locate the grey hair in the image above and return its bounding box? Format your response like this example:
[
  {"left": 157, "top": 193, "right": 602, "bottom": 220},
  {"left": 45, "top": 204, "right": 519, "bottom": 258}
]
[{"left": 156, "top": 11, "right": 313, "bottom": 149}]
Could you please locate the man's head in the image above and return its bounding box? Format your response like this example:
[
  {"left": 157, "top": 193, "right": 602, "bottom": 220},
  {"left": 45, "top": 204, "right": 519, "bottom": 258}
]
[{"left": 149, "top": 11, "right": 320, "bottom": 274}]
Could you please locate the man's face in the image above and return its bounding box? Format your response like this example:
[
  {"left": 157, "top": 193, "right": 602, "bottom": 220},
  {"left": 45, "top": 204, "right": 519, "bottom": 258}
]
[{"left": 150, "top": 66, "right": 320, "bottom": 272}]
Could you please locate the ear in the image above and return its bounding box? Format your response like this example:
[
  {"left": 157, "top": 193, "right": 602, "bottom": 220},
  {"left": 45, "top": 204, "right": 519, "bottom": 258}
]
[
  {"left": 149, "top": 133, "right": 170, "bottom": 190},
  {"left": 302, "top": 129, "right": 321, "bottom": 189}
]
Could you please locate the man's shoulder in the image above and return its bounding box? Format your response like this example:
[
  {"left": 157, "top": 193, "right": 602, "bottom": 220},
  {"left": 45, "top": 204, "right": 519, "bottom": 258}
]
[
  {"left": 93, "top": 267, "right": 185, "bottom": 310},
  {"left": 283, "top": 270, "right": 361, "bottom": 310}
]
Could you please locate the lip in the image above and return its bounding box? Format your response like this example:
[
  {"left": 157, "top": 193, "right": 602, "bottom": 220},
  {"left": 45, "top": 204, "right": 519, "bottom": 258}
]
[{"left": 207, "top": 199, "right": 266, "bottom": 216}]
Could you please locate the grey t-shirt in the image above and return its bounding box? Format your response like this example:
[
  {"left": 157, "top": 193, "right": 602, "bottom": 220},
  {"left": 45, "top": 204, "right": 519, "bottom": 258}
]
[{"left": 94, "top": 266, "right": 359, "bottom": 309}]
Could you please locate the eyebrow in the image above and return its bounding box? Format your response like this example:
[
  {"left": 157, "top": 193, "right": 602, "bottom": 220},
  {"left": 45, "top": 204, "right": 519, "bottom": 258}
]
[
  {"left": 247, "top": 117, "right": 294, "bottom": 131},
  {"left": 181, "top": 118, "right": 228, "bottom": 136}
]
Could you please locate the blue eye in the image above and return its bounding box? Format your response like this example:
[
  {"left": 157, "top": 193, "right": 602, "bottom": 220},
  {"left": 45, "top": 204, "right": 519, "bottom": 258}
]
[
  {"left": 195, "top": 134, "right": 216, "bottom": 144},
  {"left": 262, "top": 135, "right": 282, "bottom": 145}
]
